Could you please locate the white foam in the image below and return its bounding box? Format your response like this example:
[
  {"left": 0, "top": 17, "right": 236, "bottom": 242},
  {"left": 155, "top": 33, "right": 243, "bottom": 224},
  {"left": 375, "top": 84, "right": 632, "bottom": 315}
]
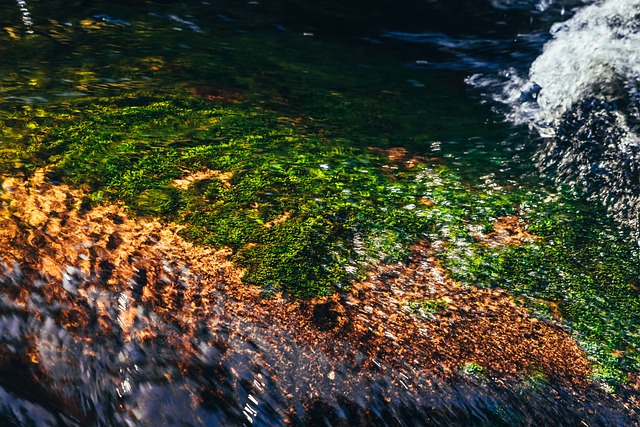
[
  {"left": 469, "top": 0, "right": 640, "bottom": 240},
  {"left": 477, "top": 0, "right": 640, "bottom": 134},
  {"left": 534, "top": 0, "right": 640, "bottom": 123}
]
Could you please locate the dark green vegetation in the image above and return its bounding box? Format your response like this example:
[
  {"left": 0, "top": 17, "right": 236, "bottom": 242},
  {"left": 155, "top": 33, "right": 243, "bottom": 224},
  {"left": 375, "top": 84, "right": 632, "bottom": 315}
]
[
  {"left": 10, "top": 94, "right": 514, "bottom": 298},
  {"left": 0, "top": 7, "right": 510, "bottom": 298},
  {"left": 0, "top": 2, "right": 638, "bottom": 386},
  {"left": 407, "top": 297, "right": 449, "bottom": 319}
]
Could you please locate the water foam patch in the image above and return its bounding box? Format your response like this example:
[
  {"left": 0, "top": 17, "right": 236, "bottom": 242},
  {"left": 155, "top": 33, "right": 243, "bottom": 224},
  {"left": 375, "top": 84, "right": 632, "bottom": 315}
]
[{"left": 469, "top": 0, "right": 640, "bottom": 241}]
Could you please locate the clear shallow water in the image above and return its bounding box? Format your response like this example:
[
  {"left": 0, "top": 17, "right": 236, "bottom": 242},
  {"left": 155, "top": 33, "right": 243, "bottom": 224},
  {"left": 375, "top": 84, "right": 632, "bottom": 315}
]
[{"left": 0, "top": 0, "right": 639, "bottom": 425}]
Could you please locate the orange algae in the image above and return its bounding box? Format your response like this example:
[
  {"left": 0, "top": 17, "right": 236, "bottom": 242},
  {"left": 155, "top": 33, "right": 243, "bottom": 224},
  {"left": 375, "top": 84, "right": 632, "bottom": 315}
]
[{"left": 0, "top": 171, "right": 594, "bottom": 389}]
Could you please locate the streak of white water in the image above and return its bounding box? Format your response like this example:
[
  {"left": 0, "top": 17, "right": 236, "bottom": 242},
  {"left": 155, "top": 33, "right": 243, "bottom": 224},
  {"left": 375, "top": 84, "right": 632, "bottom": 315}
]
[{"left": 16, "top": 0, "right": 33, "bottom": 34}]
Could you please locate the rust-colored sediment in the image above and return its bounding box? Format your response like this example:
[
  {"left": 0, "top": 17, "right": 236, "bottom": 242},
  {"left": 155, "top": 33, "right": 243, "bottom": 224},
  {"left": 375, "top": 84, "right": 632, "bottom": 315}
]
[
  {"left": 0, "top": 171, "right": 242, "bottom": 352},
  {"left": 625, "top": 373, "right": 640, "bottom": 412},
  {"left": 249, "top": 244, "right": 591, "bottom": 386},
  {"left": 0, "top": 172, "right": 591, "bottom": 388},
  {"left": 170, "top": 169, "right": 233, "bottom": 190},
  {"left": 189, "top": 85, "right": 243, "bottom": 102},
  {"left": 476, "top": 214, "right": 536, "bottom": 246},
  {"left": 368, "top": 146, "right": 434, "bottom": 168}
]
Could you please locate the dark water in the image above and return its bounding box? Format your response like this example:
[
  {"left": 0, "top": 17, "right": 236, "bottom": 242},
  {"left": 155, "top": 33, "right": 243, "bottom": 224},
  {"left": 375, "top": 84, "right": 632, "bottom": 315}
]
[{"left": 0, "top": 0, "right": 639, "bottom": 425}]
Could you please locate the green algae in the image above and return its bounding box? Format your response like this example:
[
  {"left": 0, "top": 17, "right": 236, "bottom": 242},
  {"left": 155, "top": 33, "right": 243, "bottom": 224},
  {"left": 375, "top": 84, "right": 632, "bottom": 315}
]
[
  {"left": 407, "top": 297, "right": 449, "bottom": 320},
  {"left": 461, "top": 361, "right": 488, "bottom": 379},
  {"left": 11, "top": 94, "right": 471, "bottom": 298},
  {"left": 2, "top": 90, "right": 516, "bottom": 301}
]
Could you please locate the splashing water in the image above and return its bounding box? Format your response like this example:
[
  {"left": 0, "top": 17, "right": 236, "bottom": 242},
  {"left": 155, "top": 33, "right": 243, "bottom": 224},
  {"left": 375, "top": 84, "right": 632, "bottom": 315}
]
[{"left": 468, "top": 0, "right": 640, "bottom": 242}]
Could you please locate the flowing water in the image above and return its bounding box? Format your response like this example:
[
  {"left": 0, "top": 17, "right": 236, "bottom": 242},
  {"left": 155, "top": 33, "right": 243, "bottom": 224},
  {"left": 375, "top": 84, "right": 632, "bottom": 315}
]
[
  {"left": 468, "top": 0, "right": 640, "bottom": 243},
  {"left": 0, "top": 0, "right": 639, "bottom": 426}
]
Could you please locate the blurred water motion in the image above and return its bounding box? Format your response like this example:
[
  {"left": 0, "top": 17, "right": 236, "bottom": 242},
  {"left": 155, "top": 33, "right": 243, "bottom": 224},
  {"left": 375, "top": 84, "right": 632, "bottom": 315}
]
[{"left": 0, "top": 174, "right": 634, "bottom": 425}]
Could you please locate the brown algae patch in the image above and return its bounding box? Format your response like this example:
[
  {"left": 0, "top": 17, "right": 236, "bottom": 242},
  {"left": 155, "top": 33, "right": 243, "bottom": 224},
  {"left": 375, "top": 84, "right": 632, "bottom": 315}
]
[
  {"left": 251, "top": 242, "right": 593, "bottom": 387},
  {"left": 368, "top": 146, "right": 434, "bottom": 169},
  {"left": 188, "top": 85, "right": 243, "bottom": 103},
  {"left": 0, "top": 170, "right": 240, "bottom": 287},
  {"left": 476, "top": 215, "right": 537, "bottom": 247},
  {"left": 0, "top": 172, "right": 616, "bottom": 405},
  {"left": 170, "top": 169, "right": 233, "bottom": 190},
  {"left": 263, "top": 211, "right": 291, "bottom": 228},
  {"left": 0, "top": 171, "right": 244, "bottom": 347}
]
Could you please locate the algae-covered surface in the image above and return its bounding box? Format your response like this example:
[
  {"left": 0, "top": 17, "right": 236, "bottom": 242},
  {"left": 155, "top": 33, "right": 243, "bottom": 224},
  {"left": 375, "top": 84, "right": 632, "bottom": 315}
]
[{"left": 0, "top": 0, "right": 639, "bottom": 425}]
